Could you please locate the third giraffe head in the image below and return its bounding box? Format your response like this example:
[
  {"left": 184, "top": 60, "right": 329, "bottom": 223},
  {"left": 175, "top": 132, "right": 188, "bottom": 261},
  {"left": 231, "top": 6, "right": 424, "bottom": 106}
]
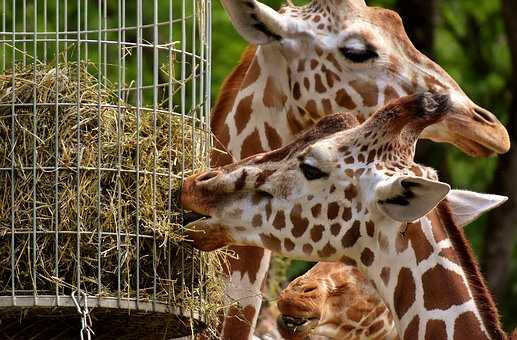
[
  {"left": 221, "top": 0, "right": 509, "bottom": 156},
  {"left": 183, "top": 92, "right": 454, "bottom": 254}
]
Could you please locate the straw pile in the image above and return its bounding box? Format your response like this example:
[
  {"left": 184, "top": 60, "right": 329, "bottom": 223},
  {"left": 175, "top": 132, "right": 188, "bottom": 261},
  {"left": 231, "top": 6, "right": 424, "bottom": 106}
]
[{"left": 0, "top": 61, "right": 227, "bottom": 335}]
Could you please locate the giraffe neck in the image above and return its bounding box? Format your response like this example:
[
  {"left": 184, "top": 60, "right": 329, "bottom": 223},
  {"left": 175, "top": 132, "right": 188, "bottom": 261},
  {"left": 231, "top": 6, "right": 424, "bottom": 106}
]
[
  {"left": 212, "top": 44, "right": 295, "bottom": 163},
  {"left": 364, "top": 201, "right": 505, "bottom": 340}
]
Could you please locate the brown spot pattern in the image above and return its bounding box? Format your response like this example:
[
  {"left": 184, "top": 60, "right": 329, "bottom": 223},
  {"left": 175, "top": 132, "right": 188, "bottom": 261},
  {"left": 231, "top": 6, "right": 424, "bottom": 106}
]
[
  {"left": 361, "top": 248, "right": 375, "bottom": 266},
  {"left": 381, "top": 267, "right": 390, "bottom": 285},
  {"left": 396, "top": 233, "right": 409, "bottom": 253},
  {"left": 341, "top": 221, "right": 361, "bottom": 248},
  {"left": 394, "top": 267, "right": 416, "bottom": 319},
  {"left": 241, "top": 129, "right": 265, "bottom": 159},
  {"left": 252, "top": 214, "right": 262, "bottom": 227},
  {"left": 384, "top": 85, "right": 398, "bottom": 103},
  {"left": 349, "top": 79, "right": 379, "bottom": 107},
  {"left": 290, "top": 204, "right": 309, "bottom": 237},
  {"left": 403, "top": 315, "right": 419, "bottom": 340},
  {"left": 422, "top": 264, "right": 470, "bottom": 310},
  {"left": 315, "top": 74, "right": 326, "bottom": 93},
  {"left": 273, "top": 211, "right": 286, "bottom": 230},
  {"left": 235, "top": 94, "right": 253, "bottom": 134},
  {"left": 263, "top": 76, "right": 287, "bottom": 108},
  {"left": 327, "top": 202, "right": 340, "bottom": 220},
  {"left": 293, "top": 82, "right": 301, "bottom": 100},
  {"left": 264, "top": 122, "right": 282, "bottom": 150},
  {"left": 336, "top": 88, "right": 356, "bottom": 110},
  {"left": 454, "top": 311, "right": 489, "bottom": 340},
  {"left": 344, "top": 184, "right": 358, "bottom": 200},
  {"left": 260, "top": 233, "right": 282, "bottom": 253},
  {"left": 284, "top": 238, "right": 295, "bottom": 252},
  {"left": 317, "top": 242, "right": 337, "bottom": 258},
  {"left": 322, "top": 98, "right": 332, "bottom": 114},
  {"left": 241, "top": 57, "right": 261, "bottom": 89},
  {"left": 330, "top": 223, "right": 341, "bottom": 236},
  {"left": 342, "top": 207, "right": 352, "bottom": 221},
  {"left": 425, "top": 319, "right": 447, "bottom": 340},
  {"left": 310, "top": 225, "right": 324, "bottom": 242},
  {"left": 366, "top": 221, "right": 375, "bottom": 237},
  {"left": 303, "top": 244, "right": 313, "bottom": 255},
  {"left": 407, "top": 221, "right": 434, "bottom": 263},
  {"left": 305, "top": 100, "right": 320, "bottom": 120},
  {"left": 311, "top": 204, "right": 322, "bottom": 218}
]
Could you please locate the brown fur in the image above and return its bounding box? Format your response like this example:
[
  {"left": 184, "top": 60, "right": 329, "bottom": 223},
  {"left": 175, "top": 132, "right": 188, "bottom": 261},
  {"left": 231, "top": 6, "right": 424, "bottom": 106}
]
[
  {"left": 437, "top": 201, "right": 507, "bottom": 340},
  {"left": 254, "top": 112, "right": 359, "bottom": 165},
  {"left": 211, "top": 45, "right": 258, "bottom": 166}
]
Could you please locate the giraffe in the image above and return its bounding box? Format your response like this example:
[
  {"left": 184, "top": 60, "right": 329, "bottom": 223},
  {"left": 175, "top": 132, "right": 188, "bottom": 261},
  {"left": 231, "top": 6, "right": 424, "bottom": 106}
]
[
  {"left": 277, "top": 262, "right": 398, "bottom": 340},
  {"left": 277, "top": 190, "right": 507, "bottom": 340},
  {"left": 255, "top": 191, "right": 506, "bottom": 340},
  {"left": 211, "top": 0, "right": 510, "bottom": 336},
  {"left": 277, "top": 189, "right": 506, "bottom": 340},
  {"left": 182, "top": 92, "right": 509, "bottom": 339}
]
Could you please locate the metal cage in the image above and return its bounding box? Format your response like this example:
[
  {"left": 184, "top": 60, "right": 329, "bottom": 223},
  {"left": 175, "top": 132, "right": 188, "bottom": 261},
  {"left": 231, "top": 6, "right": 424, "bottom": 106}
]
[{"left": 0, "top": 0, "right": 214, "bottom": 338}]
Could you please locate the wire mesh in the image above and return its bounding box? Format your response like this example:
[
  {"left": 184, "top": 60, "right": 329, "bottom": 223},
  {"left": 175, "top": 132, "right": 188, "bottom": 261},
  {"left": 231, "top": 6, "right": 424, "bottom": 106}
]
[{"left": 0, "top": 0, "right": 216, "bottom": 338}]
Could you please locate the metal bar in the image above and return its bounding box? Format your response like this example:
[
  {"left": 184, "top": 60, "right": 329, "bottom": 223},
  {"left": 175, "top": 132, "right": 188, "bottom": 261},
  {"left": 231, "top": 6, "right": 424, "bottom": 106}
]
[
  {"left": 2, "top": 0, "right": 6, "bottom": 70},
  {"left": 10, "top": 0, "right": 17, "bottom": 307},
  {"left": 32, "top": 0, "right": 39, "bottom": 306},
  {"left": 75, "top": 0, "right": 82, "bottom": 294},
  {"left": 54, "top": 0, "right": 61, "bottom": 305},
  {"left": 135, "top": 0, "right": 142, "bottom": 308},
  {"left": 96, "top": 0, "right": 103, "bottom": 298},
  {"left": 152, "top": 0, "right": 159, "bottom": 313},
  {"left": 167, "top": 0, "right": 174, "bottom": 301}
]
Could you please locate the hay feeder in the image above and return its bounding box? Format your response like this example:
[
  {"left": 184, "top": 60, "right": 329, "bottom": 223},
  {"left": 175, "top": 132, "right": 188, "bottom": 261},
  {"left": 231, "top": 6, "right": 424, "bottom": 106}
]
[{"left": 0, "top": 1, "right": 224, "bottom": 339}]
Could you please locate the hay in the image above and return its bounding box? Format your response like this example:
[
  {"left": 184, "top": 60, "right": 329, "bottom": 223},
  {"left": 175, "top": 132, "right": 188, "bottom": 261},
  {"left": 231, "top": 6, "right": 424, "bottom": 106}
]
[{"left": 0, "top": 61, "right": 227, "bottom": 336}]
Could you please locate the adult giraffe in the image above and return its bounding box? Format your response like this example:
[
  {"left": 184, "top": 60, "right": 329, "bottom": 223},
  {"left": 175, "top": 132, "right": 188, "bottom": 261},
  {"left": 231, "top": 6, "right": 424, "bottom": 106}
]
[
  {"left": 183, "top": 93, "right": 510, "bottom": 339},
  {"left": 254, "top": 187, "right": 506, "bottom": 340},
  {"left": 211, "top": 0, "right": 510, "bottom": 337}
]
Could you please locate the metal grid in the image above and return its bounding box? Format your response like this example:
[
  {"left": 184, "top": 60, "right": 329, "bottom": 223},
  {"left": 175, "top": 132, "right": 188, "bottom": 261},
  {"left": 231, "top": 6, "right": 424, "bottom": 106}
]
[{"left": 0, "top": 0, "right": 212, "bottom": 338}]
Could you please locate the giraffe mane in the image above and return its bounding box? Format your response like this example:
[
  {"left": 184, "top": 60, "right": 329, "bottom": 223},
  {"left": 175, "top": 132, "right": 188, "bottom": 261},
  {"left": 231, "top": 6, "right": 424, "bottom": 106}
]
[
  {"left": 437, "top": 200, "right": 507, "bottom": 340},
  {"left": 254, "top": 112, "right": 360, "bottom": 164}
]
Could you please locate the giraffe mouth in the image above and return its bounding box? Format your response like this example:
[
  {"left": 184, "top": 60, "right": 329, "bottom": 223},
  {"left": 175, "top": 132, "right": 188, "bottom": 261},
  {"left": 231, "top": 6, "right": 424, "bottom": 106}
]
[
  {"left": 182, "top": 211, "right": 210, "bottom": 226},
  {"left": 277, "top": 315, "right": 319, "bottom": 334}
]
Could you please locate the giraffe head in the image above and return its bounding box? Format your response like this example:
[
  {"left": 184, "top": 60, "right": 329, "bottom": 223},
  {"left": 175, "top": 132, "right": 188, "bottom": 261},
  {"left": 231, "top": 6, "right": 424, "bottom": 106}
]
[
  {"left": 182, "top": 92, "right": 453, "bottom": 254},
  {"left": 219, "top": 0, "right": 509, "bottom": 156},
  {"left": 275, "top": 186, "right": 507, "bottom": 340},
  {"left": 277, "top": 262, "right": 397, "bottom": 340}
]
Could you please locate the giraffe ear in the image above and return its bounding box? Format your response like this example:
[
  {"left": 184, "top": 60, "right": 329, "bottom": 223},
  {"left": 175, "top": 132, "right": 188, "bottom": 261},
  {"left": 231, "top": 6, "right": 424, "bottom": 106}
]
[
  {"left": 375, "top": 176, "right": 450, "bottom": 222},
  {"left": 220, "top": 0, "right": 311, "bottom": 44},
  {"left": 446, "top": 190, "right": 508, "bottom": 227}
]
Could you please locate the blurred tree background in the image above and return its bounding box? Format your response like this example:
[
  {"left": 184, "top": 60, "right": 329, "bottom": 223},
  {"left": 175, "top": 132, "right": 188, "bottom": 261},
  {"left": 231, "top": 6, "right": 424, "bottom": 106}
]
[{"left": 210, "top": 0, "right": 517, "bottom": 331}]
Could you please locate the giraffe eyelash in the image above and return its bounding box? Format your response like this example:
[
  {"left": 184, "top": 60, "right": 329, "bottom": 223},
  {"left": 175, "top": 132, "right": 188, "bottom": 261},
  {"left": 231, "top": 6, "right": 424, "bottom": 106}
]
[{"left": 339, "top": 47, "right": 378, "bottom": 63}]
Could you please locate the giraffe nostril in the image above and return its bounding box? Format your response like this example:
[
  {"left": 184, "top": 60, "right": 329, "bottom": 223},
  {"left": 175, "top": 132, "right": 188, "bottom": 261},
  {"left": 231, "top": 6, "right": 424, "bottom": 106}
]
[
  {"left": 301, "top": 285, "right": 318, "bottom": 294},
  {"left": 473, "top": 107, "right": 497, "bottom": 125},
  {"left": 196, "top": 171, "right": 220, "bottom": 183}
]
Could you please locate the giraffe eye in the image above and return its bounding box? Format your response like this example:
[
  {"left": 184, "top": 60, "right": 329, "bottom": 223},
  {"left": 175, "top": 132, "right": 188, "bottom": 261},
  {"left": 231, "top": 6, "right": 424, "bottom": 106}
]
[
  {"left": 339, "top": 47, "right": 378, "bottom": 63},
  {"left": 300, "top": 163, "right": 329, "bottom": 181}
]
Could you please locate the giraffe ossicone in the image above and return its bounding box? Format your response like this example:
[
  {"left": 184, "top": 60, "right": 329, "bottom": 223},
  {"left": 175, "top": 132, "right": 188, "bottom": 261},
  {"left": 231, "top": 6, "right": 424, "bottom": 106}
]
[{"left": 183, "top": 92, "right": 508, "bottom": 339}]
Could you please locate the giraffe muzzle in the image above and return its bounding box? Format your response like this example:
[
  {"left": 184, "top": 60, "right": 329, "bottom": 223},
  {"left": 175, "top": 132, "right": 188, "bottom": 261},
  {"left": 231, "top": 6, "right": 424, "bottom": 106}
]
[
  {"left": 277, "top": 315, "right": 319, "bottom": 338},
  {"left": 422, "top": 102, "right": 510, "bottom": 157}
]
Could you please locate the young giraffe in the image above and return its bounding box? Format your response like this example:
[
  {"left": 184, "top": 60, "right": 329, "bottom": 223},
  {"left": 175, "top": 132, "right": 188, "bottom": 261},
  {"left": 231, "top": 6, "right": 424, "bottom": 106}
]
[
  {"left": 212, "top": 0, "right": 510, "bottom": 336},
  {"left": 182, "top": 93, "right": 509, "bottom": 339}
]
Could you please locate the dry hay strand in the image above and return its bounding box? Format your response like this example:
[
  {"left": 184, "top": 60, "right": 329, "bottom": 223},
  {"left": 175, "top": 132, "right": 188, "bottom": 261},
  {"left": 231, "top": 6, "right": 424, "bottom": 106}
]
[{"left": 0, "top": 61, "right": 227, "bottom": 334}]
